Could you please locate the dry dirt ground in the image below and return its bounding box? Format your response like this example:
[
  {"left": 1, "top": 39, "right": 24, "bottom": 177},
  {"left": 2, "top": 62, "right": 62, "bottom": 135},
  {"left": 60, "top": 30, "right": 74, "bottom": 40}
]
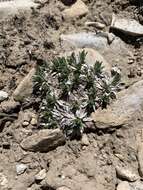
[{"left": 0, "top": 0, "right": 143, "bottom": 190}]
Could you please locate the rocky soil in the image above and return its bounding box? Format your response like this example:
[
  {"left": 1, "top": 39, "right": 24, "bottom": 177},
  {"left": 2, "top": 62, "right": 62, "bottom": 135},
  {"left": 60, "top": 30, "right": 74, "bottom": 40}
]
[{"left": 0, "top": 0, "right": 143, "bottom": 189}]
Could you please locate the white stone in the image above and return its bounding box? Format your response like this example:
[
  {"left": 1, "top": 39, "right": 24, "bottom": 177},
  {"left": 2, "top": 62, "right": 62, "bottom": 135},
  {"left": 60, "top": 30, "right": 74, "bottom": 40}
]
[
  {"left": 16, "top": 163, "right": 27, "bottom": 175},
  {"left": 85, "top": 21, "right": 105, "bottom": 29},
  {"left": 0, "top": 91, "right": 8, "bottom": 102},
  {"left": 22, "top": 121, "right": 29, "bottom": 127}
]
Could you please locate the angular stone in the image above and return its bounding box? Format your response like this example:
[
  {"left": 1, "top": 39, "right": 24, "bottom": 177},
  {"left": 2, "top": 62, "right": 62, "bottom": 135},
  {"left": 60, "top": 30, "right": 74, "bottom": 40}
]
[
  {"left": 13, "top": 68, "right": 36, "bottom": 102},
  {"left": 16, "top": 163, "right": 27, "bottom": 175},
  {"left": 111, "top": 15, "right": 143, "bottom": 36},
  {"left": 20, "top": 129, "right": 66, "bottom": 152},
  {"left": 116, "top": 166, "right": 139, "bottom": 182},
  {"left": 62, "top": 0, "right": 88, "bottom": 19},
  {"left": 0, "top": 91, "right": 8, "bottom": 102},
  {"left": 91, "top": 80, "right": 143, "bottom": 129}
]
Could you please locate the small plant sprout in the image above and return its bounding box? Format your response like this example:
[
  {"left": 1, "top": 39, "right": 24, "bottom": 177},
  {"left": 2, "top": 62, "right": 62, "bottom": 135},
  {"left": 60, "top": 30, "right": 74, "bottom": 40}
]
[{"left": 33, "top": 50, "right": 121, "bottom": 139}]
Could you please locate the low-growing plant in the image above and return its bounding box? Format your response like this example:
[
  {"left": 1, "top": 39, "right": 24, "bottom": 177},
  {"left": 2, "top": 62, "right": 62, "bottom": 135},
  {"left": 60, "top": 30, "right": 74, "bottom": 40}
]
[{"left": 33, "top": 51, "right": 121, "bottom": 139}]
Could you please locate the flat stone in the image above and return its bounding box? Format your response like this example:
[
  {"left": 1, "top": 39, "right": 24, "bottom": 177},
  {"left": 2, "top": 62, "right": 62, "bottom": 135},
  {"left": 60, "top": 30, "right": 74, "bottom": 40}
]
[
  {"left": 16, "top": 163, "right": 27, "bottom": 175},
  {"left": 117, "top": 181, "right": 130, "bottom": 190},
  {"left": 20, "top": 129, "right": 66, "bottom": 152},
  {"left": 35, "top": 169, "right": 46, "bottom": 181},
  {"left": 91, "top": 80, "right": 143, "bottom": 129},
  {"left": 0, "top": 91, "right": 8, "bottom": 102},
  {"left": 116, "top": 166, "right": 139, "bottom": 182},
  {"left": 111, "top": 15, "right": 143, "bottom": 36},
  {"left": 62, "top": 0, "right": 88, "bottom": 19},
  {"left": 13, "top": 68, "right": 36, "bottom": 102}
]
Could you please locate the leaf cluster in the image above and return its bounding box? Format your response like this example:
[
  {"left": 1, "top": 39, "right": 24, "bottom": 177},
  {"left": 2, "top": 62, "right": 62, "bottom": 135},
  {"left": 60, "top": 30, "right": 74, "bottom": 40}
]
[{"left": 33, "top": 51, "right": 121, "bottom": 139}]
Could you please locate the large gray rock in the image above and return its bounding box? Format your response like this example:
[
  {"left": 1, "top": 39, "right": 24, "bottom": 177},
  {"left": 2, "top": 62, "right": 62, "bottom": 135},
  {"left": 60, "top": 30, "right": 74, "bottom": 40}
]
[
  {"left": 13, "top": 68, "right": 36, "bottom": 102},
  {"left": 111, "top": 15, "right": 143, "bottom": 36},
  {"left": 91, "top": 80, "right": 143, "bottom": 129},
  {"left": 60, "top": 32, "right": 133, "bottom": 70},
  {"left": 20, "top": 129, "right": 66, "bottom": 152}
]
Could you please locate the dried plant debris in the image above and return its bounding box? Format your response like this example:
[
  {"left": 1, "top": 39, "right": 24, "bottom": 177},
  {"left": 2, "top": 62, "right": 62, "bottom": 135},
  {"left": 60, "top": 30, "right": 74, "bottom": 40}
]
[{"left": 33, "top": 51, "right": 121, "bottom": 139}]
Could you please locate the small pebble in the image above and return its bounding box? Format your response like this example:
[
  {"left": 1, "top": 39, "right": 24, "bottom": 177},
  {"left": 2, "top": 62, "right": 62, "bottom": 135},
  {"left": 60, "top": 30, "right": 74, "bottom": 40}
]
[
  {"left": 0, "top": 91, "right": 8, "bottom": 102},
  {"left": 85, "top": 21, "right": 105, "bottom": 29},
  {"left": 16, "top": 164, "right": 27, "bottom": 175},
  {"left": 81, "top": 134, "right": 90, "bottom": 146},
  {"left": 35, "top": 169, "right": 46, "bottom": 181},
  {"left": 31, "top": 117, "right": 37, "bottom": 126},
  {"left": 22, "top": 121, "right": 29, "bottom": 127}
]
